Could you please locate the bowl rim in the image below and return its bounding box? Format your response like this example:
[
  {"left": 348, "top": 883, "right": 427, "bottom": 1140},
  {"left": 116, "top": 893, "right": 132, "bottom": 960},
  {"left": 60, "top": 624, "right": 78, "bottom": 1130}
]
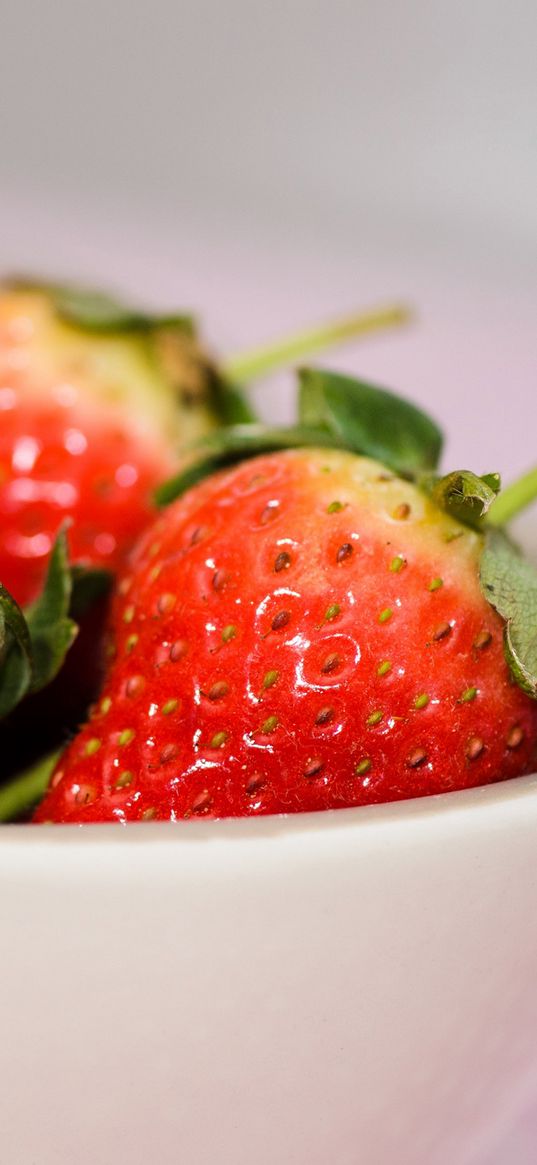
[{"left": 3, "top": 771, "right": 537, "bottom": 848}]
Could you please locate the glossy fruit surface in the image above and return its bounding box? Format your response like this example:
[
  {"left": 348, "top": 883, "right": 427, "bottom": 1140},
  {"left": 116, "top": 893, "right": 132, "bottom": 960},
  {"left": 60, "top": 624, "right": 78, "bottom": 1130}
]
[
  {"left": 0, "top": 392, "right": 173, "bottom": 606},
  {"left": 35, "top": 448, "right": 537, "bottom": 823}
]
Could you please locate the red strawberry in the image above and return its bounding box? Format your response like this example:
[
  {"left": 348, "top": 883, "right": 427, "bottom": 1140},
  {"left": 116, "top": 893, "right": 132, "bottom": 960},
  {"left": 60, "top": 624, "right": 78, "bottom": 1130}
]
[
  {"left": 0, "top": 282, "right": 216, "bottom": 607},
  {"left": 35, "top": 389, "right": 537, "bottom": 823}
]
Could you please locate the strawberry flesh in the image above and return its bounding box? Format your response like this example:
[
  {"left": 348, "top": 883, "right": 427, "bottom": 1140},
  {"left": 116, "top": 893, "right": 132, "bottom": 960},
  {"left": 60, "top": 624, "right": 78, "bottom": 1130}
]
[
  {"left": 0, "top": 391, "right": 171, "bottom": 607},
  {"left": 36, "top": 448, "right": 537, "bottom": 823},
  {"left": 0, "top": 285, "right": 213, "bottom": 607}
]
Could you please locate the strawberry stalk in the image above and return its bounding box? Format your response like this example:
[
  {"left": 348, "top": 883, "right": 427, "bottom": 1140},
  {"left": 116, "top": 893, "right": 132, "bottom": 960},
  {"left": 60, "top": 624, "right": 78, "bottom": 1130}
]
[
  {"left": 487, "top": 466, "right": 537, "bottom": 528},
  {"left": 223, "top": 304, "right": 412, "bottom": 384}
]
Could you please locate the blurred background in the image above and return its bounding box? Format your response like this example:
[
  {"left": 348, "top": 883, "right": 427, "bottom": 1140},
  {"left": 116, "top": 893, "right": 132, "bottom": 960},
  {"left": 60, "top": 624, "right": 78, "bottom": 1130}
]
[{"left": 1, "top": 1, "right": 536, "bottom": 1158}]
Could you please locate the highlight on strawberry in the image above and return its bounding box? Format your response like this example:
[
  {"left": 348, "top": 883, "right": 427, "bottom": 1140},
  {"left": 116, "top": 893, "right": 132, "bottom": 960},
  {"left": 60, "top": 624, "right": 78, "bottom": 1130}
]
[{"left": 12, "top": 365, "right": 536, "bottom": 825}]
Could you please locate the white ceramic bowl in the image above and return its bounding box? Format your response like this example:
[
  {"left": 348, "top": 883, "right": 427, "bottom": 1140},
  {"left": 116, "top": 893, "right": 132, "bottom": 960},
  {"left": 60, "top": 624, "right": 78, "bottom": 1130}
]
[{"left": 2, "top": 775, "right": 537, "bottom": 1165}]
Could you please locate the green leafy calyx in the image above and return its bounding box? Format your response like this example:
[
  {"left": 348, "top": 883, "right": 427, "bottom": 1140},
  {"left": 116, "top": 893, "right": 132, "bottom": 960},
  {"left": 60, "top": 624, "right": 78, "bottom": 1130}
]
[
  {"left": 431, "top": 470, "right": 501, "bottom": 530},
  {"left": 480, "top": 529, "right": 537, "bottom": 698},
  {"left": 7, "top": 277, "right": 195, "bottom": 337},
  {"left": 0, "top": 529, "right": 111, "bottom": 720},
  {"left": 157, "top": 369, "right": 443, "bottom": 505},
  {"left": 298, "top": 368, "right": 443, "bottom": 477}
]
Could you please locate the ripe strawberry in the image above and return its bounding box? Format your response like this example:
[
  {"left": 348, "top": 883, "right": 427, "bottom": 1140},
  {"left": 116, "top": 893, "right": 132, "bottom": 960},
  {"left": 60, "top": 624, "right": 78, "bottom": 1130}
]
[
  {"left": 35, "top": 379, "right": 537, "bottom": 822},
  {"left": 0, "top": 281, "right": 216, "bottom": 607}
]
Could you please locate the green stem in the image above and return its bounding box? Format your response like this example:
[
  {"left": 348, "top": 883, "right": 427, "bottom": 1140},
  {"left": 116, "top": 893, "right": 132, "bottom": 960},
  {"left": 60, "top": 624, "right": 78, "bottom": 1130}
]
[
  {"left": 224, "top": 303, "right": 412, "bottom": 385},
  {"left": 0, "top": 750, "right": 60, "bottom": 823},
  {"left": 488, "top": 466, "right": 537, "bottom": 527}
]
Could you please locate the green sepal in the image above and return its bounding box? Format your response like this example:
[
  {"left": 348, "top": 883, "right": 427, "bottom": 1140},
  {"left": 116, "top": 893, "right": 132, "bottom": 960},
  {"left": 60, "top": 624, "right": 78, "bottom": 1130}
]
[
  {"left": 0, "top": 586, "right": 33, "bottom": 718},
  {"left": 5, "top": 276, "right": 195, "bottom": 337},
  {"left": 209, "top": 375, "right": 258, "bottom": 425},
  {"left": 155, "top": 424, "right": 342, "bottom": 506},
  {"left": 157, "top": 368, "right": 445, "bottom": 508},
  {"left": 298, "top": 367, "right": 443, "bottom": 477},
  {"left": 480, "top": 528, "right": 537, "bottom": 698},
  {"left": 0, "top": 750, "right": 61, "bottom": 823},
  {"left": 431, "top": 470, "right": 501, "bottom": 531},
  {"left": 0, "top": 529, "right": 113, "bottom": 720},
  {"left": 18, "top": 528, "right": 78, "bottom": 698}
]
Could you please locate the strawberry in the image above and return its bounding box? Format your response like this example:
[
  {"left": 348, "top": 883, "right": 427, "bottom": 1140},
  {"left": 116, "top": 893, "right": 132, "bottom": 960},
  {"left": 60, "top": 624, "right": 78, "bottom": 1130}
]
[
  {"left": 0, "top": 293, "right": 411, "bottom": 792},
  {"left": 34, "top": 369, "right": 537, "bottom": 823},
  {"left": 0, "top": 280, "right": 218, "bottom": 607}
]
